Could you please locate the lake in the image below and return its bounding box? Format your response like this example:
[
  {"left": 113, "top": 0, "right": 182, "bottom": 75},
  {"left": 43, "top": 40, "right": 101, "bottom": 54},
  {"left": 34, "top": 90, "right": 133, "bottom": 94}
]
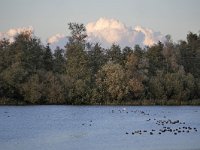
[{"left": 0, "top": 106, "right": 200, "bottom": 150}]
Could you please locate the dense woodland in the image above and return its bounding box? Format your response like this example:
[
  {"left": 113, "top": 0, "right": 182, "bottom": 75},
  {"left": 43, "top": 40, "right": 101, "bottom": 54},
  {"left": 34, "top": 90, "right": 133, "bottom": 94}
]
[{"left": 0, "top": 23, "right": 200, "bottom": 105}]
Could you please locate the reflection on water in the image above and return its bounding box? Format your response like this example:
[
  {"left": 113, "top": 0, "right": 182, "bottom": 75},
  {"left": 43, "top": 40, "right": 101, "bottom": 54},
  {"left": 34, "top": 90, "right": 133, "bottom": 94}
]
[{"left": 0, "top": 106, "right": 200, "bottom": 150}]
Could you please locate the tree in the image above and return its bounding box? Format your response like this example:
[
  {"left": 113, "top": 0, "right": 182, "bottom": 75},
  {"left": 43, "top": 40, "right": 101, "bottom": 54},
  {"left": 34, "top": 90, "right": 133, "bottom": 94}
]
[
  {"left": 1, "top": 24, "right": 200, "bottom": 104},
  {"left": 96, "top": 61, "right": 128, "bottom": 103},
  {"left": 134, "top": 45, "right": 143, "bottom": 58},
  {"left": 195, "top": 78, "right": 200, "bottom": 98},
  {"left": 12, "top": 31, "right": 44, "bottom": 73},
  {"left": 88, "top": 43, "right": 106, "bottom": 76},
  {"left": 43, "top": 72, "right": 65, "bottom": 104},
  {"left": 53, "top": 47, "right": 66, "bottom": 74},
  {"left": 0, "top": 38, "right": 10, "bottom": 73},
  {"left": 146, "top": 41, "right": 166, "bottom": 75},
  {"left": 148, "top": 71, "right": 166, "bottom": 100},
  {"left": 65, "top": 23, "right": 92, "bottom": 103},
  {"left": 0, "top": 38, "right": 11, "bottom": 99},
  {"left": 122, "top": 46, "right": 133, "bottom": 66},
  {"left": 21, "top": 73, "right": 44, "bottom": 104},
  {"left": 1, "top": 62, "right": 27, "bottom": 100},
  {"left": 68, "top": 23, "right": 87, "bottom": 43},
  {"left": 43, "top": 43, "right": 53, "bottom": 71},
  {"left": 125, "top": 53, "right": 146, "bottom": 99},
  {"left": 178, "top": 32, "right": 200, "bottom": 78},
  {"left": 106, "top": 44, "right": 122, "bottom": 64}
]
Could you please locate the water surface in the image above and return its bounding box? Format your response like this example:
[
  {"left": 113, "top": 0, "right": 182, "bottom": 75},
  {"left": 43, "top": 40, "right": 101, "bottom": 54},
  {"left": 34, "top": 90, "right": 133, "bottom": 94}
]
[{"left": 0, "top": 106, "right": 200, "bottom": 150}]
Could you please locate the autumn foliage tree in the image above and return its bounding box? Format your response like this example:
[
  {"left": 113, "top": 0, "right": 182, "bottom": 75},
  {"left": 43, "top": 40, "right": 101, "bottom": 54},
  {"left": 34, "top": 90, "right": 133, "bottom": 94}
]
[{"left": 0, "top": 23, "right": 200, "bottom": 105}]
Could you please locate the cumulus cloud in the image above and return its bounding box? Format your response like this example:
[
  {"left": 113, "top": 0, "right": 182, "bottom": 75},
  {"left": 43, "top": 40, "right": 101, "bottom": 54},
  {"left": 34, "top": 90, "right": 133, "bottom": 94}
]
[
  {"left": 0, "top": 18, "right": 165, "bottom": 49},
  {"left": 47, "top": 34, "right": 68, "bottom": 50},
  {"left": 86, "top": 18, "right": 165, "bottom": 48},
  {"left": 0, "top": 26, "right": 34, "bottom": 43},
  {"left": 47, "top": 34, "right": 65, "bottom": 44},
  {"left": 135, "top": 26, "right": 165, "bottom": 46},
  {"left": 46, "top": 18, "right": 165, "bottom": 49}
]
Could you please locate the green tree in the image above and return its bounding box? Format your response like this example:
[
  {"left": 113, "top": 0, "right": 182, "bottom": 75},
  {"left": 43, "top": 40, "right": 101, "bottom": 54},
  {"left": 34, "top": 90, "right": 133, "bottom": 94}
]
[
  {"left": 43, "top": 43, "right": 53, "bottom": 71},
  {"left": 122, "top": 46, "right": 133, "bottom": 66},
  {"left": 148, "top": 71, "right": 166, "bottom": 100},
  {"left": 0, "top": 38, "right": 11, "bottom": 99},
  {"left": 0, "top": 38, "right": 10, "bottom": 73},
  {"left": 1, "top": 62, "right": 27, "bottom": 100},
  {"left": 21, "top": 73, "right": 44, "bottom": 104},
  {"left": 163, "top": 37, "right": 180, "bottom": 73},
  {"left": 53, "top": 47, "right": 66, "bottom": 74},
  {"left": 0, "top": 31, "right": 44, "bottom": 102},
  {"left": 125, "top": 53, "right": 147, "bottom": 99},
  {"left": 43, "top": 72, "right": 65, "bottom": 104},
  {"left": 106, "top": 44, "right": 122, "bottom": 64},
  {"left": 12, "top": 31, "right": 44, "bottom": 73},
  {"left": 68, "top": 23, "right": 87, "bottom": 43},
  {"left": 146, "top": 41, "right": 166, "bottom": 75},
  {"left": 96, "top": 61, "right": 127, "bottom": 103},
  {"left": 178, "top": 32, "right": 200, "bottom": 78},
  {"left": 88, "top": 43, "right": 106, "bottom": 77},
  {"left": 134, "top": 45, "right": 144, "bottom": 58},
  {"left": 65, "top": 23, "right": 91, "bottom": 103}
]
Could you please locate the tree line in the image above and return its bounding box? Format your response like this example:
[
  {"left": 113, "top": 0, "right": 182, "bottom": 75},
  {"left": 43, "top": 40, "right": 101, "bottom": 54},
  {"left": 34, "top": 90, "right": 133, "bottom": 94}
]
[{"left": 0, "top": 23, "right": 200, "bottom": 105}]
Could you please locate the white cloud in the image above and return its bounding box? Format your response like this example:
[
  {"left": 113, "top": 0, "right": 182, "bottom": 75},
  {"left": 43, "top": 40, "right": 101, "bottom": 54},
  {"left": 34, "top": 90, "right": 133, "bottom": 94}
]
[
  {"left": 86, "top": 18, "right": 165, "bottom": 48},
  {"left": 47, "top": 34, "right": 68, "bottom": 50},
  {"left": 135, "top": 26, "right": 165, "bottom": 46},
  {"left": 0, "top": 26, "right": 34, "bottom": 43},
  {"left": 0, "top": 18, "right": 165, "bottom": 49},
  {"left": 47, "top": 34, "right": 65, "bottom": 44},
  {"left": 47, "top": 18, "right": 165, "bottom": 49}
]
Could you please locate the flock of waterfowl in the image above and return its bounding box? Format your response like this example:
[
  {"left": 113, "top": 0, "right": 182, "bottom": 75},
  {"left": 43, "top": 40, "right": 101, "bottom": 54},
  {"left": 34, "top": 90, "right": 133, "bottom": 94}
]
[
  {"left": 80, "top": 108, "right": 198, "bottom": 137},
  {"left": 3, "top": 107, "right": 199, "bottom": 138},
  {"left": 126, "top": 124, "right": 198, "bottom": 136},
  {"left": 112, "top": 108, "right": 198, "bottom": 136},
  {"left": 82, "top": 120, "right": 93, "bottom": 127}
]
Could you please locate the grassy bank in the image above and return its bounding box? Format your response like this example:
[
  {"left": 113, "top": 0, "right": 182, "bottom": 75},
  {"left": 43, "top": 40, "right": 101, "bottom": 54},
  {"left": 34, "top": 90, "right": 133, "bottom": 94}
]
[
  {"left": 114, "top": 99, "right": 200, "bottom": 106},
  {"left": 0, "top": 98, "right": 27, "bottom": 105},
  {"left": 1, "top": 98, "right": 200, "bottom": 106}
]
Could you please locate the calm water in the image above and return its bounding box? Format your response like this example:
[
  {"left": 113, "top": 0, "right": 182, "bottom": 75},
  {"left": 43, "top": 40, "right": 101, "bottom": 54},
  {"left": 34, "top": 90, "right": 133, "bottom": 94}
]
[{"left": 0, "top": 106, "right": 200, "bottom": 150}]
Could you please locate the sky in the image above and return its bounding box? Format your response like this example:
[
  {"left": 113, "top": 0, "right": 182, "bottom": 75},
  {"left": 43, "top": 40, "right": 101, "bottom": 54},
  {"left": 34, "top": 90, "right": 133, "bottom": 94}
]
[{"left": 0, "top": 0, "right": 200, "bottom": 48}]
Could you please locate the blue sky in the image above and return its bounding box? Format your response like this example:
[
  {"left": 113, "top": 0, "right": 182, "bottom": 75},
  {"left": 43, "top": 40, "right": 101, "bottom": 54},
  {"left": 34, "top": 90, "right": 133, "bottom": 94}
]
[{"left": 0, "top": 0, "right": 200, "bottom": 43}]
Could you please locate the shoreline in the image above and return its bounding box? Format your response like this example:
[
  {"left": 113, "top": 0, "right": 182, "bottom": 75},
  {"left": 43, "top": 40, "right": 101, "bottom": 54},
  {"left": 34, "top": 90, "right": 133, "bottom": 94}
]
[{"left": 1, "top": 99, "right": 200, "bottom": 106}]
